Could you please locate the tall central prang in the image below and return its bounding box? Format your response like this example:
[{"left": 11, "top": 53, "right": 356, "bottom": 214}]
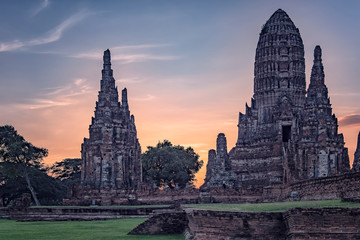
[
  {"left": 80, "top": 49, "right": 142, "bottom": 191},
  {"left": 254, "top": 9, "right": 306, "bottom": 126},
  {"left": 202, "top": 9, "right": 350, "bottom": 191}
]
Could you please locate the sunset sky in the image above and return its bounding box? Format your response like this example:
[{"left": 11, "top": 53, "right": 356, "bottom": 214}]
[{"left": 0, "top": 0, "right": 359, "bottom": 187}]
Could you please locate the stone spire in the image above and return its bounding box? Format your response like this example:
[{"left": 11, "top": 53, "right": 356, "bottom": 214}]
[
  {"left": 216, "top": 133, "right": 230, "bottom": 171},
  {"left": 103, "top": 49, "right": 111, "bottom": 66},
  {"left": 309, "top": 46, "right": 326, "bottom": 87},
  {"left": 306, "top": 45, "right": 330, "bottom": 106},
  {"left": 122, "top": 88, "right": 128, "bottom": 108},
  {"left": 80, "top": 49, "right": 142, "bottom": 192},
  {"left": 311, "top": 46, "right": 324, "bottom": 84},
  {"left": 102, "top": 49, "right": 113, "bottom": 79},
  {"left": 201, "top": 134, "right": 232, "bottom": 189},
  {"left": 353, "top": 131, "right": 360, "bottom": 171},
  {"left": 216, "top": 133, "right": 227, "bottom": 157},
  {"left": 203, "top": 149, "right": 216, "bottom": 186}
]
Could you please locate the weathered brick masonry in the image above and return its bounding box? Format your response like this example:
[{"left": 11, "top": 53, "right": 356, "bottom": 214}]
[
  {"left": 284, "top": 208, "right": 360, "bottom": 239},
  {"left": 203, "top": 9, "right": 351, "bottom": 192},
  {"left": 186, "top": 209, "right": 286, "bottom": 240},
  {"left": 8, "top": 206, "right": 166, "bottom": 221},
  {"left": 186, "top": 208, "right": 360, "bottom": 240}
]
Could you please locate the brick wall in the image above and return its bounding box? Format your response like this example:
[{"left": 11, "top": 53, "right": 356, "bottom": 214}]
[
  {"left": 129, "top": 210, "right": 187, "bottom": 235},
  {"left": 284, "top": 208, "right": 360, "bottom": 239},
  {"left": 186, "top": 209, "right": 286, "bottom": 240},
  {"left": 185, "top": 208, "right": 360, "bottom": 240},
  {"left": 65, "top": 172, "right": 360, "bottom": 206},
  {"left": 282, "top": 172, "right": 360, "bottom": 201},
  {"left": 8, "top": 206, "right": 167, "bottom": 221}
]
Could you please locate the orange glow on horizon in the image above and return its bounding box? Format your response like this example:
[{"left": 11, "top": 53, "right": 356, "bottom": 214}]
[{"left": 10, "top": 93, "right": 358, "bottom": 189}]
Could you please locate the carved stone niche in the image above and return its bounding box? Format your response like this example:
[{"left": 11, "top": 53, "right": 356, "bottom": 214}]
[
  {"left": 318, "top": 150, "right": 329, "bottom": 177},
  {"left": 280, "top": 47, "right": 288, "bottom": 55},
  {"left": 279, "top": 62, "right": 289, "bottom": 71}
]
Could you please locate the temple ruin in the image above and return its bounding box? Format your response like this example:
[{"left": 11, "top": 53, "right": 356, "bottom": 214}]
[
  {"left": 203, "top": 9, "right": 350, "bottom": 190},
  {"left": 78, "top": 49, "right": 142, "bottom": 203},
  {"left": 353, "top": 132, "right": 360, "bottom": 171}
]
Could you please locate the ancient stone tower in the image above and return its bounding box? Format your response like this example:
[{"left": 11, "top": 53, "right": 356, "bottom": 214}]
[
  {"left": 353, "top": 132, "right": 360, "bottom": 171},
  {"left": 80, "top": 49, "right": 142, "bottom": 191},
  {"left": 203, "top": 9, "right": 350, "bottom": 190},
  {"left": 202, "top": 133, "right": 233, "bottom": 188}
]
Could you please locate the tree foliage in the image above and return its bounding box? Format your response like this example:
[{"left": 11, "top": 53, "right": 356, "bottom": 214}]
[
  {"left": 50, "top": 158, "right": 81, "bottom": 182},
  {"left": 50, "top": 158, "right": 81, "bottom": 197},
  {"left": 142, "top": 140, "right": 203, "bottom": 189},
  {"left": 0, "top": 125, "right": 64, "bottom": 206},
  {"left": 0, "top": 125, "right": 47, "bottom": 168},
  {"left": 0, "top": 165, "right": 65, "bottom": 206}
]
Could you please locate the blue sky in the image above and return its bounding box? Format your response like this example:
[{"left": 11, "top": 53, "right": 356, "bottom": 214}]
[{"left": 0, "top": 0, "right": 359, "bottom": 185}]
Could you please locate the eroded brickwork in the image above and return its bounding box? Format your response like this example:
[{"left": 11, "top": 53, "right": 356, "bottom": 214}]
[
  {"left": 203, "top": 9, "right": 350, "bottom": 191},
  {"left": 129, "top": 211, "right": 188, "bottom": 235},
  {"left": 186, "top": 208, "right": 360, "bottom": 240},
  {"left": 284, "top": 208, "right": 360, "bottom": 239},
  {"left": 186, "top": 209, "right": 286, "bottom": 240},
  {"left": 80, "top": 49, "right": 142, "bottom": 192},
  {"left": 202, "top": 134, "right": 235, "bottom": 189},
  {"left": 353, "top": 132, "right": 360, "bottom": 171}
]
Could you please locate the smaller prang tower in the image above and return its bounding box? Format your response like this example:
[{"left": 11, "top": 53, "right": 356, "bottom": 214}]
[
  {"left": 353, "top": 132, "right": 360, "bottom": 171},
  {"left": 202, "top": 133, "right": 234, "bottom": 189},
  {"left": 80, "top": 49, "right": 142, "bottom": 191}
]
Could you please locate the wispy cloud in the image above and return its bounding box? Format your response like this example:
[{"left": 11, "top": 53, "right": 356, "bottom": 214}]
[
  {"left": 0, "top": 10, "right": 89, "bottom": 52},
  {"left": 26, "top": 99, "right": 72, "bottom": 110},
  {"left": 331, "top": 92, "right": 360, "bottom": 97},
  {"left": 113, "top": 54, "right": 179, "bottom": 63},
  {"left": 112, "top": 44, "right": 172, "bottom": 50},
  {"left": 44, "top": 78, "right": 92, "bottom": 98},
  {"left": 71, "top": 44, "right": 180, "bottom": 64},
  {"left": 116, "top": 78, "right": 143, "bottom": 84},
  {"left": 339, "top": 114, "right": 360, "bottom": 127},
  {"left": 72, "top": 52, "right": 179, "bottom": 64},
  {"left": 31, "top": 0, "right": 50, "bottom": 17},
  {"left": 14, "top": 78, "right": 93, "bottom": 110},
  {"left": 180, "top": 143, "right": 207, "bottom": 148},
  {"left": 132, "top": 94, "right": 156, "bottom": 102}
]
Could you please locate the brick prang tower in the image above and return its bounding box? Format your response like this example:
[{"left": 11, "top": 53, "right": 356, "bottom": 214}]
[{"left": 80, "top": 49, "right": 142, "bottom": 191}]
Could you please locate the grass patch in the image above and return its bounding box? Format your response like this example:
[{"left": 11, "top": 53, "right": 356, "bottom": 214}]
[
  {"left": 0, "top": 218, "right": 184, "bottom": 240},
  {"left": 184, "top": 200, "right": 360, "bottom": 212}
]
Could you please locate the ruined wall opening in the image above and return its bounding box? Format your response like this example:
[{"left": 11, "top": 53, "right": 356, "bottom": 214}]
[{"left": 282, "top": 125, "right": 291, "bottom": 142}]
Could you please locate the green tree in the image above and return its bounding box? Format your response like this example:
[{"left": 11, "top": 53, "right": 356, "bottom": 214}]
[
  {"left": 0, "top": 163, "right": 65, "bottom": 206},
  {"left": 50, "top": 158, "right": 81, "bottom": 186},
  {"left": 142, "top": 140, "right": 203, "bottom": 189},
  {"left": 0, "top": 125, "right": 48, "bottom": 206},
  {"left": 50, "top": 158, "right": 81, "bottom": 181}
]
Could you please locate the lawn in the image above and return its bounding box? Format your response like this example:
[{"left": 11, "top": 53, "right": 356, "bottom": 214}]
[
  {"left": 0, "top": 218, "right": 185, "bottom": 240},
  {"left": 184, "top": 200, "right": 360, "bottom": 212}
]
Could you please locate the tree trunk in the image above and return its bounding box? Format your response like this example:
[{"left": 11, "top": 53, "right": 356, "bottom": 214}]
[{"left": 23, "top": 166, "right": 40, "bottom": 206}]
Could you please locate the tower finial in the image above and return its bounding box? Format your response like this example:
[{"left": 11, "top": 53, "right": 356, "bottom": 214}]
[
  {"left": 309, "top": 45, "right": 325, "bottom": 86},
  {"left": 216, "top": 133, "right": 227, "bottom": 156},
  {"left": 104, "top": 49, "right": 111, "bottom": 65},
  {"left": 122, "top": 88, "right": 128, "bottom": 107},
  {"left": 102, "top": 49, "right": 113, "bottom": 78},
  {"left": 314, "top": 45, "right": 322, "bottom": 62}
]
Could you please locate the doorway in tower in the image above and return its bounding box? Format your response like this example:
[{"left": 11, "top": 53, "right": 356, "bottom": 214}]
[{"left": 282, "top": 125, "right": 291, "bottom": 142}]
